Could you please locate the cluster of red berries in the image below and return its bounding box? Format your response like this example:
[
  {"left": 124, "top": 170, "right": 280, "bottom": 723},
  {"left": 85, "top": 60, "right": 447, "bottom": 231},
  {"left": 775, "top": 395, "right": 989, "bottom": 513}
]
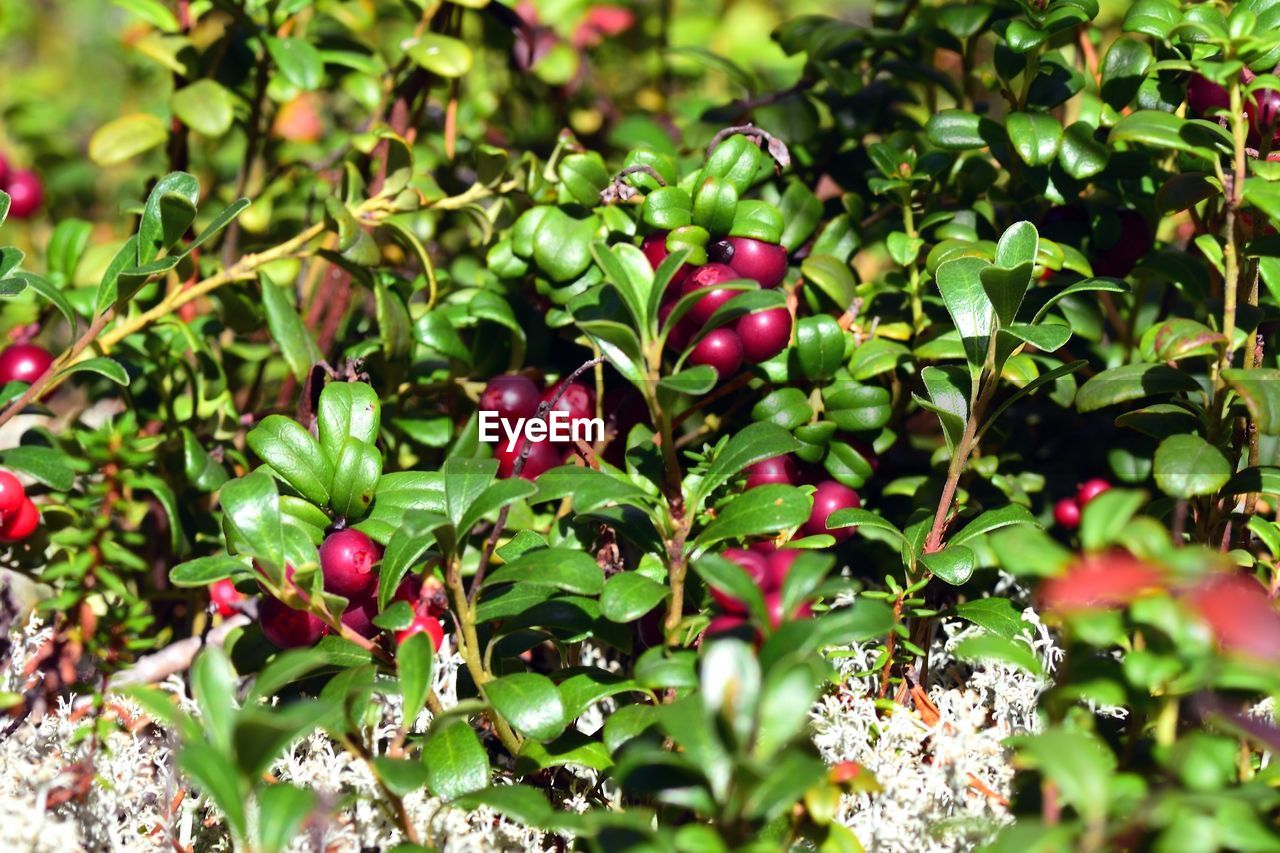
[
  {"left": 213, "top": 528, "right": 446, "bottom": 652},
  {"left": 480, "top": 373, "right": 596, "bottom": 480},
  {"left": 646, "top": 234, "right": 793, "bottom": 379},
  {"left": 0, "top": 469, "right": 40, "bottom": 542},
  {"left": 0, "top": 155, "right": 43, "bottom": 219},
  {"left": 0, "top": 343, "right": 54, "bottom": 388},
  {"left": 744, "top": 453, "right": 862, "bottom": 542},
  {"left": 706, "top": 548, "right": 812, "bottom": 635},
  {"left": 1053, "top": 478, "right": 1111, "bottom": 530}
]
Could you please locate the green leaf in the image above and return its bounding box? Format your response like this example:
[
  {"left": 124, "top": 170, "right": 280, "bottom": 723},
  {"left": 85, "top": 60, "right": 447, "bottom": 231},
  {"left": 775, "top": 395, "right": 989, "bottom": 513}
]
[
  {"left": 1124, "top": 0, "right": 1180, "bottom": 37},
  {"left": 257, "top": 783, "right": 314, "bottom": 853},
  {"left": 826, "top": 508, "right": 904, "bottom": 543},
  {"left": 1222, "top": 466, "right": 1280, "bottom": 495},
  {"left": 422, "top": 720, "right": 489, "bottom": 800},
  {"left": 1100, "top": 38, "right": 1153, "bottom": 111},
  {"left": 533, "top": 466, "right": 651, "bottom": 514},
  {"left": 1059, "top": 121, "right": 1109, "bottom": 180},
  {"left": 600, "top": 572, "right": 669, "bottom": 622},
  {"left": 317, "top": 381, "right": 381, "bottom": 462},
  {"left": 926, "top": 109, "right": 998, "bottom": 149},
  {"left": 518, "top": 730, "right": 614, "bottom": 772},
  {"left": 694, "top": 422, "right": 800, "bottom": 506},
  {"left": 89, "top": 114, "right": 167, "bottom": 166},
  {"left": 452, "top": 785, "right": 554, "bottom": 828},
  {"left": 0, "top": 445, "right": 75, "bottom": 491},
  {"left": 1006, "top": 112, "right": 1062, "bottom": 166},
  {"left": 397, "top": 631, "right": 435, "bottom": 729},
  {"left": 1076, "top": 363, "right": 1202, "bottom": 412},
  {"left": 261, "top": 274, "right": 322, "bottom": 382},
  {"left": 15, "top": 273, "right": 77, "bottom": 333},
  {"left": 171, "top": 79, "right": 235, "bottom": 137},
  {"left": 801, "top": 254, "right": 857, "bottom": 308},
  {"left": 219, "top": 471, "right": 284, "bottom": 572},
  {"left": 794, "top": 314, "right": 846, "bottom": 381},
  {"left": 442, "top": 458, "right": 498, "bottom": 530},
  {"left": 191, "top": 647, "right": 238, "bottom": 753},
  {"left": 330, "top": 438, "right": 382, "bottom": 519},
  {"left": 1079, "top": 489, "right": 1147, "bottom": 553},
  {"left": 485, "top": 673, "right": 567, "bottom": 741},
  {"left": 1032, "top": 277, "right": 1127, "bottom": 324},
  {"left": 555, "top": 668, "right": 642, "bottom": 719},
  {"left": 692, "top": 552, "right": 768, "bottom": 624},
  {"left": 170, "top": 555, "right": 248, "bottom": 587},
  {"left": 266, "top": 37, "right": 324, "bottom": 90},
  {"left": 953, "top": 633, "right": 1043, "bottom": 676},
  {"left": 591, "top": 241, "right": 653, "bottom": 334},
  {"left": 954, "top": 598, "right": 1028, "bottom": 641},
  {"left": 558, "top": 152, "right": 610, "bottom": 207},
  {"left": 919, "top": 365, "right": 969, "bottom": 453},
  {"left": 951, "top": 504, "right": 1039, "bottom": 546},
  {"left": 777, "top": 180, "right": 823, "bottom": 252},
  {"left": 1111, "top": 110, "right": 1231, "bottom": 157},
  {"left": 405, "top": 34, "right": 473, "bottom": 77},
  {"left": 484, "top": 548, "right": 604, "bottom": 595},
  {"left": 1154, "top": 433, "right": 1231, "bottom": 498},
  {"left": 138, "top": 172, "right": 200, "bottom": 265},
  {"left": 1223, "top": 368, "right": 1280, "bottom": 434},
  {"left": 1008, "top": 729, "right": 1115, "bottom": 824},
  {"left": 935, "top": 256, "right": 994, "bottom": 373},
  {"left": 179, "top": 743, "right": 247, "bottom": 841},
  {"left": 920, "top": 544, "right": 976, "bottom": 585},
  {"left": 693, "top": 484, "right": 811, "bottom": 548},
  {"left": 247, "top": 415, "right": 334, "bottom": 507},
  {"left": 692, "top": 175, "right": 738, "bottom": 235},
  {"left": 112, "top": 0, "right": 179, "bottom": 30}
]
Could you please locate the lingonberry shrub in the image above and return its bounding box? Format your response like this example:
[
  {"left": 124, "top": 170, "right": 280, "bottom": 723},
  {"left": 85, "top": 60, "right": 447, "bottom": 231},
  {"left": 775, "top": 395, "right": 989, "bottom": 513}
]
[{"left": 4, "top": 1, "right": 1280, "bottom": 850}]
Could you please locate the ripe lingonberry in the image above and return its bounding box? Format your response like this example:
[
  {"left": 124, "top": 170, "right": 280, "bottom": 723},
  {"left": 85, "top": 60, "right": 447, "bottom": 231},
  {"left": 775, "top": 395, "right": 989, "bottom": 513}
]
[
  {"left": 0, "top": 343, "right": 54, "bottom": 386},
  {"left": 1054, "top": 497, "right": 1081, "bottom": 529},
  {"left": 319, "top": 529, "right": 381, "bottom": 599},
  {"left": 260, "top": 596, "right": 328, "bottom": 648},
  {"left": 705, "top": 613, "right": 748, "bottom": 636},
  {"left": 764, "top": 590, "right": 813, "bottom": 629},
  {"left": 709, "top": 548, "right": 770, "bottom": 613},
  {"left": 735, "top": 307, "right": 792, "bottom": 363},
  {"left": 745, "top": 454, "right": 800, "bottom": 489},
  {"left": 0, "top": 498, "right": 38, "bottom": 542},
  {"left": 803, "top": 481, "right": 861, "bottom": 543},
  {"left": 341, "top": 596, "right": 380, "bottom": 639},
  {"left": 480, "top": 374, "right": 541, "bottom": 421},
  {"left": 543, "top": 380, "right": 596, "bottom": 426},
  {"left": 1186, "top": 74, "right": 1229, "bottom": 119},
  {"left": 1076, "top": 478, "right": 1111, "bottom": 506},
  {"left": 5, "top": 169, "right": 43, "bottom": 219},
  {"left": 208, "top": 578, "right": 244, "bottom": 617},
  {"left": 688, "top": 328, "right": 743, "bottom": 379},
  {"left": 495, "top": 436, "right": 562, "bottom": 479},
  {"left": 0, "top": 153, "right": 8, "bottom": 187},
  {"left": 724, "top": 237, "right": 788, "bottom": 288},
  {"left": 641, "top": 231, "right": 691, "bottom": 291},
  {"left": 764, "top": 549, "right": 799, "bottom": 590},
  {"left": 680, "top": 263, "right": 739, "bottom": 327},
  {"left": 397, "top": 611, "right": 445, "bottom": 649},
  {"left": 0, "top": 469, "right": 24, "bottom": 519}
]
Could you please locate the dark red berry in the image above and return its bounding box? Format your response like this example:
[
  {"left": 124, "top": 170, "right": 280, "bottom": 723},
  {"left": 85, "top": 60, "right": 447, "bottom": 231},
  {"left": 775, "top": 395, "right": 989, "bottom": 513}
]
[
  {"left": 480, "top": 375, "right": 541, "bottom": 421},
  {"left": 724, "top": 237, "right": 788, "bottom": 288},
  {"left": 0, "top": 470, "right": 24, "bottom": 519},
  {"left": 397, "top": 611, "right": 444, "bottom": 649},
  {"left": 4, "top": 169, "right": 42, "bottom": 219},
  {"left": 260, "top": 596, "right": 327, "bottom": 648},
  {"left": 735, "top": 308, "right": 792, "bottom": 363},
  {"left": 642, "top": 231, "right": 692, "bottom": 291},
  {"left": 688, "top": 328, "right": 743, "bottom": 379},
  {"left": 319, "top": 529, "right": 381, "bottom": 599},
  {"left": 495, "top": 436, "right": 563, "bottom": 480},
  {"left": 659, "top": 299, "right": 698, "bottom": 351},
  {"left": 209, "top": 578, "right": 244, "bottom": 617},
  {"left": 341, "top": 595, "right": 380, "bottom": 639},
  {"left": 1187, "top": 74, "right": 1230, "bottom": 119},
  {"left": 765, "top": 590, "right": 813, "bottom": 629},
  {"left": 1247, "top": 85, "right": 1280, "bottom": 145},
  {"left": 543, "top": 380, "right": 596, "bottom": 425},
  {"left": 745, "top": 455, "right": 800, "bottom": 490},
  {"left": 803, "top": 481, "right": 861, "bottom": 543},
  {"left": 764, "top": 549, "right": 799, "bottom": 591},
  {"left": 0, "top": 344, "right": 54, "bottom": 386},
  {"left": 680, "top": 263, "right": 739, "bottom": 327},
  {"left": 1054, "top": 497, "right": 1081, "bottom": 529},
  {"left": 1076, "top": 478, "right": 1111, "bottom": 507},
  {"left": 0, "top": 498, "right": 38, "bottom": 541},
  {"left": 710, "top": 548, "right": 770, "bottom": 613},
  {"left": 0, "top": 153, "right": 8, "bottom": 187},
  {"left": 706, "top": 613, "right": 748, "bottom": 636}
]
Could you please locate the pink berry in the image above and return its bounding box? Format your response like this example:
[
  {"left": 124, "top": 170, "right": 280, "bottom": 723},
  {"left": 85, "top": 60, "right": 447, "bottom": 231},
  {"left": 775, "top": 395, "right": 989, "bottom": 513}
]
[
  {"left": 260, "top": 596, "right": 327, "bottom": 648},
  {"left": 0, "top": 470, "right": 24, "bottom": 519},
  {"left": 764, "top": 589, "right": 813, "bottom": 629},
  {"left": 745, "top": 455, "right": 800, "bottom": 490},
  {"left": 319, "top": 529, "right": 381, "bottom": 599},
  {"left": 724, "top": 237, "right": 788, "bottom": 288},
  {"left": 0, "top": 498, "right": 38, "bottom": 542},
  {"left": 208, "top": 579, "right": 244, "bottom": 617},
  {"left": 4, "top": 169, "right": 43, "bottom": 219},
  {"left": 1186, "top": 74, "right": 1229, "bottom": 119},
  {"left": 1076, "top": 478, "right": 1111, "bottom": 507},
  {"left": 705, "top": 613, "right": 748, "bottom": 636},
  {"left": 0, "top": 344, "right": 54, "bottom": 386},
  {"left": 688, "top": 328, "right": 743, "bottom": 379},
  {"left": 735, "top": 308, "right": 792, "bottom": 363},
  {"left": 642, "top": 231, "right": 692, "bottom": 292},
  {"left": 764, "top": 549, "right": 799, "bottom": 592},
  {"left": 396, "top": 611, "right": 444, "bottom": 649},
  {"left": 480, "top": 375, "right": 541, "bottom": 421},
  {"left": 1054, "top": 497, "right": 1081, "bottom": 529},
  {"left": 803, "top": 481, "right": 861, "bottom": 543},
  {"left": 543, "top": 380, "right": 596, "bottom": 426},
  {"left": 680, "top": 263, "right": 739, "bottom": 327},
  {"left": 341, "top": 595, "right": 379, "bottom": 639}
]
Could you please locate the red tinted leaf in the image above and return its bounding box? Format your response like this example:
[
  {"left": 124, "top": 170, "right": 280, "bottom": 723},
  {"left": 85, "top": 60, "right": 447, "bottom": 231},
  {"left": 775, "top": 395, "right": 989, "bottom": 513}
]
[
  {"left": 1187, "top": 574, "right": 1280, "bottom": 662},
  {"left": 1040, "top": 553, "right": 1166, "bottom": 611}
]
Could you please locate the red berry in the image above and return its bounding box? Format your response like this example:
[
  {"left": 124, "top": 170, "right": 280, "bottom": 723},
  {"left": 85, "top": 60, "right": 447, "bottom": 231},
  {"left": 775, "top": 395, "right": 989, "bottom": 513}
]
[
  {"left": 4, "top": 169, "right": 43, "bottom": 219},
  {"left": 208, "top": 578, "right": 244, "bottom": 617},
  {"left": 1054, "top": 497, "right": 1082, "bottom": 529},
  {"left": 0, "top": 498, "right": 38, "bottom": 541},
  {"left": 0, "top": 470, "right": 25, "bottom": 519},
  {"left": 0, "top": 154, "right": 8, "bottom": 187},
  {"left": 396, "top": 611, "right": 444, "bottom": 649},
  {"left": 543, "top": 380, "right": 596, "bottom": 425},
  {"left": 0, "top": 344, "right": 54, "bottom": 387},
  {"left": 642, "top": 232, "right": 692, "bottom": 291},
  {"left": 341, "top": 595, "right": 380, "bottom": 639},
  {"left": 495, "top": 435, "right": 563, "bottom": 480},
  {"left": 1076, "top": 478, "right": 1111, "bottom": 507},
  {"left": 1187, "top": 74, "right": 1230, "bottom": 119},
  {"left": 764, "top": 590, "right": 813, "bottom": 629},
  {"left": 680, "top": 263, "right": 739, "bottom": 327},
  {"left": 706, "top": 613, "right": 747, "bottom": 636},
  {"left": 724, "top": 237, "right": 788, "bottom": 288},
  {"left": 735, "top": 308, "right": 792, "bottom": 363},
  {"left": 688, "top": 328, "right": 743, "bottom": 379},
  {"left": 659, "top": 299, "right": 698, "bottom": 351},
  {"left": 480, "top": 375, "right": 541, "bottom": 421},
  {"left": 764, "top": 549, "right": 799, "bottom": 591},
  {"left": 803, "top": 481, "right": 861, "bottom": 543},
  {"left": 745, "top": 455, "right": 800, "bottom": 490},
  {"left": 260, "top": 596, "right": 328, "bottom": 648},
  {"left": 1248, "top": 85, "right": 1280, "bottom": 145},
  {"left": 319, "top": 529, "right": 381, "bottom": 599},
  {"left": 710, "top": 548, "right": 770, "bottom": 613}
]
